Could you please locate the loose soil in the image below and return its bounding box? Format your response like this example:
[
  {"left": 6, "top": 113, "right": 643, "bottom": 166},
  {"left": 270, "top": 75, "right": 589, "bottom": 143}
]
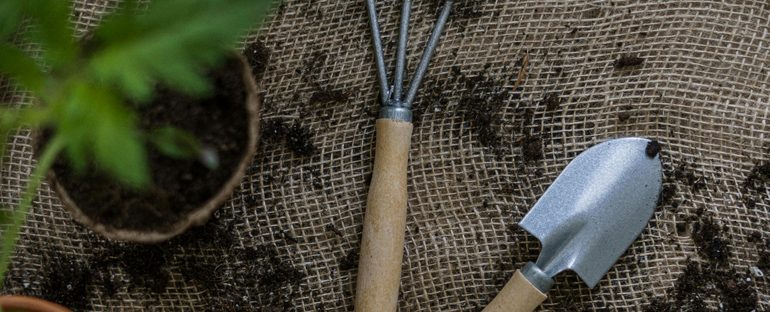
[
  {"left": 644, "top": 261, "right": 757, "bottom": 312},
  {"left": 757, "top": 239, "right": 770, "bottom": 273},
  {"left": 742, "top": 159, "right": 770, "bottom": 208},
  {"left": 309, "top": 88, "right": 349, "bottom": 105},
  {"left": 520, "top": 135, "right": 543, "bottom": 161},
  {"left": 338, "top": 249, "right": 359, "bottom": 271},
  {"left": 431, "top": 0, "right": 486, "bottom": 20},
  {"left": 245, "top": 40, "right": 271, "bottom": 80},
  {"left": 456, "top": 65, "right": 511, "bottom": 156},
  {"left": 617, "top": 105, "right": 633, "bottom": 122},
  {"left": 50, "top": 57, "right": 250, "bottom": 232},
  {"left": 645, "top": 140, "right": 661, "bottom": 158},
  {"left": 692, "top": 217, "right": 731, "bottom": 264},
  {"left": 261, "top": 118, "right": 318, "bottom": 156},
  {"left": 674, "top": 162, "right": 706, "bottom": 192},
  {"left": 39, "top": 254, "right": 92, "bottom": 311},
  {"left": 614, "top": 55, "right": 644, "bottom": 68},
  {"left": 23, "top": 214, "right": 307, "bottom": 310},
  {"left": 541, "top": 93, "right": 561, "bottom": 111}
]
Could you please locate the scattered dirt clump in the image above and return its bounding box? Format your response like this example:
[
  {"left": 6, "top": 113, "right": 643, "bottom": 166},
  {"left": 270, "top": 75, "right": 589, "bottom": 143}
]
[
  {"left": 743, "top": 160, "right": 770, "bottom": 191},
  {"left": 757, "top": 240, "right": 770, "bottom": 272},
  {"left": 339, "top": 249, "right": 359, "bottom": 271},
  {"left": 244, "top": 40, "right": 271, "bottom": 80},
  {"left": 261, "top": 118, "right": 318, "bottom": 157},
  {"left": 742, "top": 160, "right": 770, "bottom": 209},
  {"left": 674, "top": 162, "right": 706, "bottom": 192},
  {"left": 40, "top": 254, "right": 92, "bottom": 311},
  {"left": 657, "top": 184, "right": 677, "bottom": 208},
  {"left": 541, "top": 93, "right": 561, "bottom": 111},
  {"left": 309, "top": 88, "right": 349, "bottom": 105},
  {"left": 617, "top": 105, "right": 634, "bottom": 122},
  {"left": 645, "top": 140, "right": 661, "bottom": 158},
  {"left": 646, "top": 261, "right": 757, "bottom": 311},
  {"left": 519, "top": 135, "right": 543, "bottom": 161},
  {"left": 692, "top": 217, "right": 731, "bottom": 264},
  {"left": 456, "top": 66, "right": 511, "bottom": 155},
  {"left": 432, "top": 0, "right": 485, "bottom": 20},
  {"left": 285, "top": 122, "right": 318, "bottom": 156},
  {"left": 300, "top": 51, "right": 327, "bottom": 83},
  {"left": 100, "top": 245, "right": 171, "bottom": 293},
  {"left": 179, "top": 245, "right": 306, "bottom": 310},
  {"left": 614, "top": 55, "right": 644, "bottom": 68}
]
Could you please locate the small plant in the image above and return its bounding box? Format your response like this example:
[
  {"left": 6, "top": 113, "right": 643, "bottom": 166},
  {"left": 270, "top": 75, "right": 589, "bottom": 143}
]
[{"left": 0, "top": 0, "right": 273, "bottom": 287}]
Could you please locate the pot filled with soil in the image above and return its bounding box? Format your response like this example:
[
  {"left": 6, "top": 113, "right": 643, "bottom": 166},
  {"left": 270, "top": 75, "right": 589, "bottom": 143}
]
[
  {"left": 45, "top": 54, "right": 261, "bottom": 243},
  {"left": 0, "top": 295, "right": 70, "bottom": 312}
]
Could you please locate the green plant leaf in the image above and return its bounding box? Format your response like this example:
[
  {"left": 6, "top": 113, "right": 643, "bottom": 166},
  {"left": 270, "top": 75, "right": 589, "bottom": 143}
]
[
  {"left": 149, "top": 127, "right": 219, "bottom": 169},
  {"left": 21, "top": 0, "right": 77, "bottom": 68},
  {"left": 89, "top": 0, "right": 275, "bottom": 101},
  {"left": 0, "top": 135, "right": 64, "bottom": 287},
  {"left": 0, "top": 0, "right": 23, "bottom": 41},
  {"left": 55, "top": 82, "right": 148, "bottom": 188},
  {"left": 0, "top": 209, "right": 9, "bottom": 225},
  {"left": 0, "top": 43, "right": 46, "bottom": 92},
  {"left": 0, "top": 107, "right": 49, "bottom": 167},
  {"left": 150, "top": 126, "right": 201, "bottom": 159}
]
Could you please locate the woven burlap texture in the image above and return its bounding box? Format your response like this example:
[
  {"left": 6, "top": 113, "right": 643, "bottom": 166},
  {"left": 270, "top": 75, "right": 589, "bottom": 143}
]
[{"left": 2, "top": 0, "right": 769, "bottom": 311}]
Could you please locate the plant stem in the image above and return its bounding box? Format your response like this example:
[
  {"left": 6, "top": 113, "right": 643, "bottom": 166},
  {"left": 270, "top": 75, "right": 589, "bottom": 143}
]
[{"left": 0, "top": 135, "right": 64, "bottom": 287}]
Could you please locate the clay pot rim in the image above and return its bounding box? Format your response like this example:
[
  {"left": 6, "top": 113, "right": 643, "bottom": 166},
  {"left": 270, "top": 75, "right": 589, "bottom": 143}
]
[
  {"left": 45, "top": 54, "right": 261, "bottom": 243},
  {"left": 0, "top": 295, "right": 71, "bottom": 312}
]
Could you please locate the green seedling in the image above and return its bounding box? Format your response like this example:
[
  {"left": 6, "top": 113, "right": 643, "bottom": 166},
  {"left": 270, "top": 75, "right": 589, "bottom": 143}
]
[{"left": 0, "top": 0, "right": 274, "bottom": 288}]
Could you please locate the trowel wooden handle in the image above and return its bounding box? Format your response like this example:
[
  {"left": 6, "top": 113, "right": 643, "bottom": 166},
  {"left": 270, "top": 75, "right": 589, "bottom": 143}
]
[
  {"left": 482, "top": 269, "right": 548, "bottom": 312},
  {"left": 354, "top": 119, "right": 413, "bottom": 312}
]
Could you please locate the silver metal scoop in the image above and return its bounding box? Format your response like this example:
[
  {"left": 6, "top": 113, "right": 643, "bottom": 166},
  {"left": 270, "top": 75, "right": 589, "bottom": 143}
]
[
  {"left": 520, "top": 137, "right": 663, "bottom": 292},
  {"left": 482, "top": 137, "right": 662, "bottom": 312}
]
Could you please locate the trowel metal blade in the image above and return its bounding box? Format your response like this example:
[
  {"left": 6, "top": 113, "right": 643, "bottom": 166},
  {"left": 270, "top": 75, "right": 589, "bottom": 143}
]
[{"left": 519, "top": 137, "right": 662, "bottom": 288}]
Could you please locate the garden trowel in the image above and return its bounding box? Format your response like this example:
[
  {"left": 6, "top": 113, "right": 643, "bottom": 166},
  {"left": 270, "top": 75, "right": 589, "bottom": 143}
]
[{"left": 482, "top": 137, "right": 663, "bottom": 312}]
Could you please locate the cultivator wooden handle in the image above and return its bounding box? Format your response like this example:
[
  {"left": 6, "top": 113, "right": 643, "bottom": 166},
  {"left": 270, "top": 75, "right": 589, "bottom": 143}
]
[
  {"left": 356, "top": 0, "right": 453, "bottom": 310},
  {"left": 355, "top": 119, "right": 413, "bottom": 312},
  {"left": 482, "top": 269, "right": 548, "bottom": 312}
]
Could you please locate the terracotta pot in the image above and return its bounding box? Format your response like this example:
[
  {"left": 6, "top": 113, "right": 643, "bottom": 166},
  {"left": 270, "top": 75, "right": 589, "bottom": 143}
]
[
  {"left": 46, "top": 54, "right": 261, "bottom": 243},
  {"left": 0, "top": 296, "right": 70, "bottom": 312}
]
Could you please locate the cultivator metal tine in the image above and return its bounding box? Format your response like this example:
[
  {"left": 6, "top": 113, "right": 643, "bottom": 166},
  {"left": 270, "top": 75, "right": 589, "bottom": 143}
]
[
  {"left": 392, "top": 0, "right": 411, "bottom": 102},
  {"left": 403, "top": 0, "right": 453, "bottom": 107},
  {"left": 365, "top": 0, "right": 390, "bottom": 105}
]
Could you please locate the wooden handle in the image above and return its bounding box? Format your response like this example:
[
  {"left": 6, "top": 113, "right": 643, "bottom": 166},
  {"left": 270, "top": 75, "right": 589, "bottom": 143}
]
[
  {"left": 354, "top": 119, "right": 413, "bottom": 312},
  {"left": 482, "top": 269, "right": 548, "bottom": 312}
]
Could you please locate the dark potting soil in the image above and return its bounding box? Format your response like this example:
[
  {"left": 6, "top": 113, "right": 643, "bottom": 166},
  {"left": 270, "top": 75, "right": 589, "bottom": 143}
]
[
  {"left": 431, "top": 0, "right": 485, "bottom": 20},
  {"left": 692, "top": 217, "right": 731, "bottom": 264},
  {"left": 309, "top": 88, "right": 349, "bottom": 105},
  {"left": 614, "top": 55, "right": 645, "bottom": 68},
  {"left": 757, "top": 239, "right": 770, "bottom": 272},
  {"left": 645, "top": 140, "right": 661, "bottom": 158},
  {"left": 743, "top": 160, "right": 770, "bottom": 193},
  {"left": 674, "top": 162, "right": 707, "bottom": 192},
  {"left": 541, "top": 93, "right": 561, "bottom": 111},
  {"left": 644, "top": 261, "right": 757, "bottom": 312},
  {"left": 338, "top": 249, "right": 359, "bottom": 271},
  {"left": 456, "top": 66, "right": 511, "bottom": 155},
  {"left": 261, "top": 118, "right": 318, "bottom": 156},
  {"left": 520, "top": 135, "right": 544, "bottom": 161},
  {"left": 39, "top": 254, "right": 92, "bottom": 310},
  {"left": 245, "top": 40, "right": 271, "bottom": 80},
  {"left": 50, "top": 57, "right": 250, "bottom": 232}
]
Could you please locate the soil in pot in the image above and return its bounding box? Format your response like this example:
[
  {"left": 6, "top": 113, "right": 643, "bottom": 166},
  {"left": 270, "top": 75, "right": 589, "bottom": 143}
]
[{"left": 49, "top": 56, "right": 251, "bottom": 234}]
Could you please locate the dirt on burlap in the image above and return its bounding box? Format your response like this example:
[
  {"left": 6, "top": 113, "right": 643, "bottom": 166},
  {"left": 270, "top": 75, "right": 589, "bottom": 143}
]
[{"left": 1, "top": 0, "right": 769, "bottom": 310}]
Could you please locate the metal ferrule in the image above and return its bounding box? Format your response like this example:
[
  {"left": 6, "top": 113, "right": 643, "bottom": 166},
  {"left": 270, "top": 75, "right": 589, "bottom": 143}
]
[
  {"left": 521, "top": 262, "right": 555, "bottom": 293},
  {"left": 379, "top": 105, "right": 412, "bottom": 122}
]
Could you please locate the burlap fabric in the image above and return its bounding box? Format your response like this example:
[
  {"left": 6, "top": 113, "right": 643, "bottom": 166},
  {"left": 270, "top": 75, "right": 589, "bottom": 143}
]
[{"left": 1, "top": 0, "right": 769, "bottom": 311}]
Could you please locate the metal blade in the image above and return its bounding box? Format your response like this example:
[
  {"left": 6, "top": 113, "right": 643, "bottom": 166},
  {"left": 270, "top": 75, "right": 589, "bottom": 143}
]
[{"left": 519, "top": 137, "right": 662, "bottom": 288}]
